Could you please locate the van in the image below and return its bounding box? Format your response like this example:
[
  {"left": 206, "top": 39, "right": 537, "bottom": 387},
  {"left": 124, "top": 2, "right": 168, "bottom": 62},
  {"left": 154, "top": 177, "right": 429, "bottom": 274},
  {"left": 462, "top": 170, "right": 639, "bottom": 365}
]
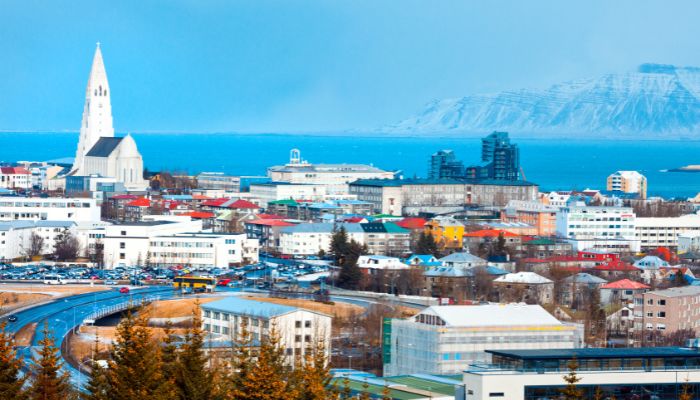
[{"left": 43, "top": 275, "right": 65, "bottom": 285}]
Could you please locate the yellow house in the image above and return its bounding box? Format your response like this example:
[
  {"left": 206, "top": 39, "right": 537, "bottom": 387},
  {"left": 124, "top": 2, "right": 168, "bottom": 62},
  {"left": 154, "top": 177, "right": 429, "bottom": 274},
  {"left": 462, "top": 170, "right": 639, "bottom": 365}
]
[{"left": 425, "top": 216, "right": 465, "bottom": 250}]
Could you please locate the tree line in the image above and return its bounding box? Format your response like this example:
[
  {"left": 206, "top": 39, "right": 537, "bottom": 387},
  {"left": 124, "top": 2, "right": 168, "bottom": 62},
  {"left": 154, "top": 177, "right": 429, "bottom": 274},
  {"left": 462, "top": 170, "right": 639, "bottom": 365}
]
[{"left": 0, "top": 306, "right": 390, "bottom": 400}]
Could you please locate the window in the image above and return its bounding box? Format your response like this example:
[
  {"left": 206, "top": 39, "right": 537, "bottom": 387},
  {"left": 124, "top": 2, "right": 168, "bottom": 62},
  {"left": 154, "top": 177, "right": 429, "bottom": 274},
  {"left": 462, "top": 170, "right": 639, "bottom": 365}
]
[
  {"left": 295, "top": 335, "right": 301, "bottom": 342},
  {"left": 222, "top": 327, "right": 229, "bottom": 335},
  {"left": 658, "top": 299, "right": 666, "bottom": 306},
  {"left": 120, "top": 242, "right": 125, "bottom": 249},
  {"left": 119, "top": 253, "right": 125, "bottom": 260},
  {"left": 121, "top": 230, "right": 126, "bottom": 236},
  {"left": 304, "top": 321, "right": 311, "bottom": 328},
  {"left": 489, "top": 393, "right": 505, "bottom": 398},
  {"left": 304, "top": 335, "right": 311, "bottom": 342},
  {"left": 204, "top": 310, "right": 211, "bottom": 318},
  {"left": 295, "top": 321, "right": 301, "bottom": 328},
  {"left": 213, "top": 312, "right": 220, "bottom": 320},
  {"left": 657, "top": 312, "right": 666, "bottom": 318},
  {"left": 223, "top": 313, "right": 230, "bottom": 321}
]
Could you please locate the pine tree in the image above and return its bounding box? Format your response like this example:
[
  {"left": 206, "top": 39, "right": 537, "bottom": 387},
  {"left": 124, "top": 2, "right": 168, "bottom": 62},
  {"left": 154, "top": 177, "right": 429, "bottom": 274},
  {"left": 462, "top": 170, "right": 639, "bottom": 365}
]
[
  {"left": 358, "top": 380, "right": 372, "bottom": 400},
  {"left": 81, "top": 336, "right": 109, "bottom": 400},
  {"left": 339, "top": 376, "right": 352, "bottom": 400},
  {"left": 232, "top": 330, "right": 295, "bottom": 400},
  {"left": 560, "top": 358, "right": 584, "bottom": 400},
  {"left": 106, "top": 311, "right": 175, "bottom": 400},
  {"left": 159, "top": 322, "right": 179, "bottom": 386},
  {"left": 0, "top": 321, "right": 27, "bottom": 400},
  {"left": 293, "top": 341, "right": 333, "bottom": 400},
  {"left": 29, "top": 323, "right": 72, "bottom": 400},
  {"left": 381, "top": 385, "right": 392, "bottom": 400},
  {"left": 174, "top": 305, "right": 213, "bottom": 400},
  {"left": 680, "top": 379, "right": 693, "bottom": 400}
]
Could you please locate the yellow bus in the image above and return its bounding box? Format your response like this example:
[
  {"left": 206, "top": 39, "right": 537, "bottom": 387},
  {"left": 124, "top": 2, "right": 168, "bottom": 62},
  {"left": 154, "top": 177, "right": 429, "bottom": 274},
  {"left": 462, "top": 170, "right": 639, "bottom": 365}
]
[{"left": 173, "top": 276, "right": 216, "bottom": 293}]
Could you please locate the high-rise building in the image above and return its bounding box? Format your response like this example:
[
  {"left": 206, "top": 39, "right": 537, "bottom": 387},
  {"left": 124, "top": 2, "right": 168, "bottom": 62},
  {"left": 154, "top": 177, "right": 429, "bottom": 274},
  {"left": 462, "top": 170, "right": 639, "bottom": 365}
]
[
  {"left": 480, "top": 131, "right": 519, "bottom": 180},
  {"left": 428, "top": 150, "right": 464, "bottom": 179}
]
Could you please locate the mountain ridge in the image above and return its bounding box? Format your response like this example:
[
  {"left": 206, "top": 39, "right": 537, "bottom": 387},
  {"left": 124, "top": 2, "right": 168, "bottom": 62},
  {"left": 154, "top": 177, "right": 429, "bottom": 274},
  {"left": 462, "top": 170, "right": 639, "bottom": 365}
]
[{"left": 386, "top": 63, "right": 700, "bottom": 137}]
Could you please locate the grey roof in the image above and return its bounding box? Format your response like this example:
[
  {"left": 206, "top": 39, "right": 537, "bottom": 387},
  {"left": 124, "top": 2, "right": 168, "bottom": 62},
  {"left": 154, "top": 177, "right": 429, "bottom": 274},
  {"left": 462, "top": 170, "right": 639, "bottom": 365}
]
[
  {"left": 280, "top": 222, "right": 363, "bottom": 234},
  {"left": 86, "top": 137, "right": 123, "bottom": 157},
  {"left": 646, "top": 286, "right": 700, "bottom": 298},
  {"left": 438, "top": 252, "right": 487, "bottom": 264},
  {"left": 35, "top": 220, "right": 76, "bottom": 228},
  {"left": 563, "top": 273, "right": 607, "bottom": 284},
  {"left": 0, "top": 221, "right": 35, "bottom": 231}
]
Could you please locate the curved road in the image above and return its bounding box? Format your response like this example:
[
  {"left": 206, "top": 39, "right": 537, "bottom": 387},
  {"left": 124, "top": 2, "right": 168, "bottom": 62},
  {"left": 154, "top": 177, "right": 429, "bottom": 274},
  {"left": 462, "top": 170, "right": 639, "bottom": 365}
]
[{"left": 5, "top": 286, "right": 178, "bottom": 388}]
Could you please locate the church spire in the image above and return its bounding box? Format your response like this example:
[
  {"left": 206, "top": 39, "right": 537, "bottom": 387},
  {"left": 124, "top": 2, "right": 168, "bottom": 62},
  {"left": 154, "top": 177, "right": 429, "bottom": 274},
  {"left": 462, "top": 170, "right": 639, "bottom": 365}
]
[{"left": 72, "top": 43, "right": 115, "bottom": 175}]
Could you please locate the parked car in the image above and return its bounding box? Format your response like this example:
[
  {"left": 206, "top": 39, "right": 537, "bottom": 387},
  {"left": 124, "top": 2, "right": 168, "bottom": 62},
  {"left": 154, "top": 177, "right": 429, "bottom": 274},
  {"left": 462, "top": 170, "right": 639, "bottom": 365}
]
[{"left": 119, "top": 287, "right": 130, "bottom": 294}]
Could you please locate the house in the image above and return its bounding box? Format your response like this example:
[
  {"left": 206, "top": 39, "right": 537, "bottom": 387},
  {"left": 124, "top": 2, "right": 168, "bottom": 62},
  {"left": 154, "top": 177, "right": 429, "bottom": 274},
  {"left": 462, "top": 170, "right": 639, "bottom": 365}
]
[
  {"left": 501, "top": 200, "right": 558, "bottom": 236},
  {"left": 425, "top": 216, "right": 465, "bottom": 250},
  {"left": 124, "top": 197, "right": 151, "bottom": 221},
  {"left": 493, "top": 272, "right": 554, "bottom": 304},
  {"left": 0, "top": 167, "right": 31, "bottom": 190},
  {"left": 633, "top": 286, "right": 700, "bottom": 344},
  {"left": 244, "top": 219, "right": 296, "bottom": 253},
  {"left": 463, "top": 229, "right": 520, "bottom": 253},
  {"left": 633, "top": 255, "right": 671, "bottom": 284},
  {"left": 201, "top": 297, "right": 331, "bottom": 365},
  {"left": 592, "top": 261, "right": 641, "bottom": 280},
  {"left": 560, "top": 273, "right": 607, "bottom": 307},
  {"left": 356, "top": 255, "right": 409, "bottom": 273},
  {"left": 599, "top": 279, "right": 650, "bottom": 305},
  {"left": 438, "top": 252, "right": 488, "bottom": 269},
  {"left": 405, "top": 254, "right": 439, "bottom": 267},
  {"left": 607, "top": 304, "right": 635, "bottom": 342}
]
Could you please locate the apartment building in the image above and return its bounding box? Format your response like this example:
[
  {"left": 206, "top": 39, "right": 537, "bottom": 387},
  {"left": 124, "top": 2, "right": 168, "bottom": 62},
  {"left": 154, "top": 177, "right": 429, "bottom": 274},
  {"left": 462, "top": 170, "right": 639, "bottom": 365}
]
[
  {"left": 633, "top": 286, "right": 700, "bottom": 340},
  {"left": 0, "top": 197, "right": 100, "bottom": 223},
  {"left": 636, "top": 214, "right": 700, "bottom": 250},
  {"left": 502, "top": 200, "right": 558, "bottom": 236},
  {"left": 0, "top": 167, "right": 32, "bottom": 190},
  {"left": 607, "top": 170, "right": 647, "bottom": 199},
  {"left": 149, "top": 232, "right": 258, "bottom": 268},
  {"left": 249, "top": 182, "right": 328, "bottom": 205},
  {"left": 383, "top": 304, "right": 581, "bottom": 376},
  {"left": 278, "top": 222, "right": 410, "bottom": 256},
  {"left": 556, "top": 205, "right": 639, "bottom": 252},
  {"left": 201, "top": 297, "right": 331, "bottom": 365}
]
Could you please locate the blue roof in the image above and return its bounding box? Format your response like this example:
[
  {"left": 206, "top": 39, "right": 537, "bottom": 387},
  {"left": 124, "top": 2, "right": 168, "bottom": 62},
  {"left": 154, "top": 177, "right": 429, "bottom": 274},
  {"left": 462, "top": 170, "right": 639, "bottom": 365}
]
[
  {"left": 202, "top": 297, "right": 298, "bottom": 319},
  {"left": 163, "top": 195, "right": 193, "bottom": 201},
  {"left": 350, "top": 177, "right": 538, "bottom": 187},
  {"left": 487, "top": 347, "right": 700, "bottom": 360}
]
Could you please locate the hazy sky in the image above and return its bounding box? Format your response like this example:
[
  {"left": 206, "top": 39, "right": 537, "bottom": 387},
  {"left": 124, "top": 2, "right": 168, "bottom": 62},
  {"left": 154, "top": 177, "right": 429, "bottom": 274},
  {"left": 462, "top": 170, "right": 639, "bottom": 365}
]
[{"left": 1, "top": 0, "right": 699, "bottom": 133}]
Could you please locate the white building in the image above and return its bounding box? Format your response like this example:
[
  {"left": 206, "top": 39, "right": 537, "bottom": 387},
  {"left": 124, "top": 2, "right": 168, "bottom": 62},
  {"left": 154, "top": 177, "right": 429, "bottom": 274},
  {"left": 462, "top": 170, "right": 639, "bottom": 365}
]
[
  {"left": 556, "top": 206, "right": 640, "bottom": 252},
  {"left": 103, "top": 218, "right": 203, "bottom": 268},
  {"left": 249, "top": 182, "right": 328, "bottom": 205},
  {"left": 636, "top": 214, "right": 700, "bottom": 249},
  {"left": 0, "top": 167, "right": 31, "bottom": 190},
  {"left": 267, "top": 149, "right": 396, "bottom": 195},
  {"left": 0, "top": 221, "right": 35, "bottom": 261},
  {"left": 201, "top": 296, "right": 331, "bottom": 364},
  {"left": 679, "top": 231, "right": 700, "bottom": 254},
  {"left": 279, "top": 223, "right": 365, "bottom": 256},
  {"left": 149, "top": 232, "right": 259, "bottom": 268},
  {"left": 357, "top": 255, "right": 409, "bottom": 271},
  {"left": 462, "top": 347, "right": 700, "bottom": 400},
  {"left": 383, "top": 304, "right": 581, "bottom": 376},
  {"left": 16, "top": 162, "right": 64, "bottom": 190},
  {"left": 69, "top": 44, "right": 147, "bottom": 191},
  {"left": 0, "top": 197, "right": 100, "bottom": 223},
  {"left": 607, "top": 170, "right": 647, "bottom": 199}
]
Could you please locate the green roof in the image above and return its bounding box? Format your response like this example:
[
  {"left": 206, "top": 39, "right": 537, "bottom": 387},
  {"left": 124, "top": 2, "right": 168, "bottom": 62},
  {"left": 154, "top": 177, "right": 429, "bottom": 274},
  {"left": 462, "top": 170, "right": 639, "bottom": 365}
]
[
  {"left": 329, "top": 379, "right": 423, "bottom": 400},
  {"left": 385, "top": 376, "right": 457, "bottom": 396},
  {"left": 383, "top": 222, "right": 410, "bottom": 233},
  {"left": 372, "top": 214, "right": 402, "bottom": 219},
  {"left": 268, "top": 199, "right": 298, "bottom": 205},
  {"left": 524, "top": 238, "right": 557, "bottom": 245}
]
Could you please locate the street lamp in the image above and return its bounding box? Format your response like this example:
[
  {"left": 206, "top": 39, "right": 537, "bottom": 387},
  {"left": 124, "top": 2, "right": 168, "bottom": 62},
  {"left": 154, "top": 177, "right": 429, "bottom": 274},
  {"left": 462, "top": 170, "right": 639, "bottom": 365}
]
[{"left": 77, "top": 359, "right": 92, "bottom": 389}]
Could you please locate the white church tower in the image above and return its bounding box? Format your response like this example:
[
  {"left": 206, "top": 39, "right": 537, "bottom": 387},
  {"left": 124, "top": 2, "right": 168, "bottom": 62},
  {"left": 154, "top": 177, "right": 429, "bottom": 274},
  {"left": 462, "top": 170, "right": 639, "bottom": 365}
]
[{"left": 72, "top": 43, "right": 115, "bottom": 175}]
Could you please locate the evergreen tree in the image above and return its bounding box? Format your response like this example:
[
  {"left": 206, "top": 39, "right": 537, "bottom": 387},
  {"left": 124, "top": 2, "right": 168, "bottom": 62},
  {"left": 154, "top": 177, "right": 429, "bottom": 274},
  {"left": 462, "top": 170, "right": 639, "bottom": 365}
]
[
  {"left": 0, "top": 322, "right": 27, "bottom": 400},
  {"left": 414, "top": 232, "right": 439, "bottom": 256},
  {"left": 560, "top": 359, "right": 584, "bottom": 400},
  {"left": 81, "top": 335, "right": 110, "bottom": 400},
  {"left": 106, "top": 311, "right": 175, "bottom": 400},
  {"left": 231, "top": 330, "right": 295, "bottom": 400},
  {"left": 358, "top": 381, "right": 372, "bottom": 400},
  {"left": 339, "top": 376, "right": 352, "bottom": 400},
  {"left": 330, "top": 226, "right": 349, "bottom": 263},
  {"left": 293, "top": 341, "right": 333, "bottom": 400},
  {"left": 381, "top": 385, "right": 392, "bottom": 400},
  {"left": 680, "top": 380, "right": 693, "bottom": 400},
  {"left": 174, "top": 305, "right": 213, "bottom": 400},
  {"left": 29, "top": 324, "right": 72, "bottom": 400},
  {"left": 159, "top": 322, "right": 179, "bottom": 386}
]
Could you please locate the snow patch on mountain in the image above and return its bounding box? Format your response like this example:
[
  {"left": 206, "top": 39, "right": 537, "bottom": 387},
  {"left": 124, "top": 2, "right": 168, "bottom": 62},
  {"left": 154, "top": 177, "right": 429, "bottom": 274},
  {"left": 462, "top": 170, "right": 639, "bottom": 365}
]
[{"left": 387, "top": 64, "right": 700, "bottom": 137}]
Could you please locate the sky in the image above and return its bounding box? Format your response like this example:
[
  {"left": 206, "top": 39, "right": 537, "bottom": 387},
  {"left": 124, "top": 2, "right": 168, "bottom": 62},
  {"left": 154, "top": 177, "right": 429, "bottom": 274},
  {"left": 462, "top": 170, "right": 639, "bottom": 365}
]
[{"left": 1, "top": 0, "right": 700, "bottom": 133}]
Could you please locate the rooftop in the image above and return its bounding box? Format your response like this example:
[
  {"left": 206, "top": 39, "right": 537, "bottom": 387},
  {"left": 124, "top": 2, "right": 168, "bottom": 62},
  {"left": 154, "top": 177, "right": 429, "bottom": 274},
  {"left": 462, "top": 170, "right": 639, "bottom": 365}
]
[
  {"left": 487, "top": 347, "right": 700, "bottom": 361},
  {"left": 645, "top": 286, "right": 700, "bottom": 298},
  {"left": 494, "top": 271, "right": 553, "bottom": 284},
  {"left": 416, "top": 304, "right": 562, "bottom": 328},
  {"left": 203, "top": 296, "right": 301, "bottom": 319},
  {"left": 85, "top": 137, "right": 123, "bottom": 157},
  {"left": 600, "top": 278, "right": 649, "bottom": 290}
]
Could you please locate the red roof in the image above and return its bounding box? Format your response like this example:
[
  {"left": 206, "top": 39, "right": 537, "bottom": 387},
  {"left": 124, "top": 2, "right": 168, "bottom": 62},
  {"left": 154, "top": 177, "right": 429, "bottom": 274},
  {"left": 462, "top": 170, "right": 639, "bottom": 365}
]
[
  {"left": 345, "top": 216, "right": 366, "bottom": 223},
  {"left": 183, "top": 211, "right": 215, "bottom": 219},
  {"left": 246, "top": 219, "right": 295, "bottom": 227},
  {"left": 257, "top": 213, "right": 287, "bottom": 220},
  {"left": 126, "top": 197, "right": 150, "bottom": 207},
  {"left": 192, "top": 194, "right": 212, "bottom": 200},
  {"left": 464, "top": 229, "right": 519, "bottom": 238},
  {"left": 593, "top": 262, "right": 639, "bottom": 272},
  {"left": 396, "top": 217, "right": 427, "bottom": 230},
  {"left": 600, "top": 279, "right": 650, "bottom": 290},
  {"left": 201, "top": 198, "right": 229, "bottom": 207},
  {"left": 0, "top": 167, "right": 30, "bottom": 175},
  {"left": 111, "top": 194, "right": 140, "bottom": 200},
  {"left": 229, "top": 199, "right": 259, "bottom": 209}
]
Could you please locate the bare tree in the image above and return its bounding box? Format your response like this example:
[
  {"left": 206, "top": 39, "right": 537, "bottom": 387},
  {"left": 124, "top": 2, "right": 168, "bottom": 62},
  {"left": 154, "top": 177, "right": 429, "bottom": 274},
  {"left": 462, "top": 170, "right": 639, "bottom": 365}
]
[
  {"left": 53, "top": 229, "right": 81, "bottom": 261},
  {"left": 22, "top": 232, "right": 45, "bottom": 259}
]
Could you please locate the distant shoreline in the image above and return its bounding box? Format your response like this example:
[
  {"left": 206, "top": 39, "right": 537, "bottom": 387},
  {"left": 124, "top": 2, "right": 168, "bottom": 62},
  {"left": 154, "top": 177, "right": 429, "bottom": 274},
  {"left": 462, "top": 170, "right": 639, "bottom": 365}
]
[{"left": 669, "top": 165, "right": 700, "bottom": 173}]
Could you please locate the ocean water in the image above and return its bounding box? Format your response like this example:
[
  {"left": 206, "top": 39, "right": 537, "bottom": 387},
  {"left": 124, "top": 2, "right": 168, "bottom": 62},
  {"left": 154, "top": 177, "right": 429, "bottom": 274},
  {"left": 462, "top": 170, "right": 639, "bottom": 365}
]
[{"left": 2, "top": 132, "right": 700, "bottom": 198}]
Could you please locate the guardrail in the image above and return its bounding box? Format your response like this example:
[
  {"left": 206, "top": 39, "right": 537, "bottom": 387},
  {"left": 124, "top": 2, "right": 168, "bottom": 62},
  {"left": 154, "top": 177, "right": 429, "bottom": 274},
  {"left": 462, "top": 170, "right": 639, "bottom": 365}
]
[{"left": 82, "top": 295, "right": 161, "bottom": 324}]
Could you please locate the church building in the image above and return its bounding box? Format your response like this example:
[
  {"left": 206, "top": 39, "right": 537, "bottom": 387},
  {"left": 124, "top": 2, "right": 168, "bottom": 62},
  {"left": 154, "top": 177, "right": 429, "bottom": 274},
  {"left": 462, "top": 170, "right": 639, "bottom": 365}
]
[{"left": 69, "top": 44, "right": 148, "bottom": 192}]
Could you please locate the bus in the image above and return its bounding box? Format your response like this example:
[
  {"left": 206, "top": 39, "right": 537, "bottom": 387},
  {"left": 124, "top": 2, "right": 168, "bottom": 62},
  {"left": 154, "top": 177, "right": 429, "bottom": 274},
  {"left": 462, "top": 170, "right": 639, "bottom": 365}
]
[{"left": 173, "top": 276, "right": 216, "bottom": 293}]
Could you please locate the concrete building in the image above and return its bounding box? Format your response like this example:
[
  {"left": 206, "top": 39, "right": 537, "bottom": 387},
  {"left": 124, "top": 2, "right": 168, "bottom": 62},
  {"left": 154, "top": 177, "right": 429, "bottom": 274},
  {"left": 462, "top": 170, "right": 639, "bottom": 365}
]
[
  {"left": 148, "top": 233, "right": 258, "bottom": 269},
  {"left": 267, "top": 149, "right": 395, "bottom": 195},
  {"left": 383, "top": 304, "right": 581, "bottom": 376},
  {"left": 278, "top": 222, "right": 410, "bottom": 256},
  {"left": 349, "top": 178, "right": 539, "bottom": 216},
  {"left": 556, "top": 205, "right": 639, "bottom": 252},
  {"left": 636, "top": 214, "right": 700, "bottom": 250},
  {"left": 0, "top": 221, "right": 36, "bottom": 261},
  {"left": 462, "top": 347, "right": 700, "bottom": 400},
  {"left": 633, "top": 286, "right": 700, "bottom": 340},
  {"left": 196, "top": 172, "right": 269, "bottom": 192},
  {"left": 201, "top": 296, "right": 331, "bottom": 364},
  {"left": 607, "top": 170, "right": 647, "bottom": 199},
  {"left": 679, "top": 231, "right": 700, "bottom": 254},
  {"left": 69, "top": 44, "right": 147, "bottom": 191},
  {"left": 0, "top": 197, "right": 100, "bottom": 223},
  {"left": 502, "top": 200, "right": 558, "bottom": 236},
  {"left": 249, "top": 182, "right": 328, "bottom": 205},
  {"left": 493, "top": 272, "right": 554, "bottom": 304},
  {"left": 600, "top": 279, "right": 650, "bottom": 305},
  {"left": 103, "top": 218, "right": 203, "bottom": 268}
]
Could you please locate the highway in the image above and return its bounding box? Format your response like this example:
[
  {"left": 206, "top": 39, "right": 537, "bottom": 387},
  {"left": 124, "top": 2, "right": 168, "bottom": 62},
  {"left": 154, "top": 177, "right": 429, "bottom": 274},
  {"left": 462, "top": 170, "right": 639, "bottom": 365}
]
[{"left": 5, "top": 285, "right": 179, "bottom": 389}]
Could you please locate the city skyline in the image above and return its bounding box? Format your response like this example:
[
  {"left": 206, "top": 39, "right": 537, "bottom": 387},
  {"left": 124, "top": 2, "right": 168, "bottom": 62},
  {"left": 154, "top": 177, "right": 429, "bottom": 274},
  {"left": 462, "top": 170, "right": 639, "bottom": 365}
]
[{"left": 1, "top": 1, "right": 700, "bottom": 133}]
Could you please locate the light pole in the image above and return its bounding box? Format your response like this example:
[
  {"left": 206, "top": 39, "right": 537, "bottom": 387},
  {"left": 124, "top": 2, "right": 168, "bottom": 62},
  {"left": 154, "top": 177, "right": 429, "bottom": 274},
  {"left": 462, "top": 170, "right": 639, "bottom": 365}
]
[{"left": 77, "top": 359, "right": 91, "bottom": 389}]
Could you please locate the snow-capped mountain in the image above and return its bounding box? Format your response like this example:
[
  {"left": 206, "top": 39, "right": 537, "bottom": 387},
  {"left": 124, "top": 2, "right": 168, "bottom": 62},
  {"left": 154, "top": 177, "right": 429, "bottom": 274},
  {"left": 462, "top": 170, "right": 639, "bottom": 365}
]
[{"left": 387, "top": 64, "right": 700, "bottom": 137}]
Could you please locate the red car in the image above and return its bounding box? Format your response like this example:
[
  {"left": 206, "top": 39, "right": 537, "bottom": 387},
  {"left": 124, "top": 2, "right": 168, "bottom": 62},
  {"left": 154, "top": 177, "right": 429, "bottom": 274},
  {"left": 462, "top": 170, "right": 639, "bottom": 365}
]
[{"left": 119, "top": 287, "right": 130, "bottom": 294}]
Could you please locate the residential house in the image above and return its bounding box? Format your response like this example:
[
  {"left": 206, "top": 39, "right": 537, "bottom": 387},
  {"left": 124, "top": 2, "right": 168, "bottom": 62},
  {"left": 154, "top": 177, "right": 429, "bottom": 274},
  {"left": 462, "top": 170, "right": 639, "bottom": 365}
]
[
  {"left": 493, "top": 272, "right": 554, "bottom": 304},
  {"left": 600, "top": 279, "right": 650, "bottom": 305}
]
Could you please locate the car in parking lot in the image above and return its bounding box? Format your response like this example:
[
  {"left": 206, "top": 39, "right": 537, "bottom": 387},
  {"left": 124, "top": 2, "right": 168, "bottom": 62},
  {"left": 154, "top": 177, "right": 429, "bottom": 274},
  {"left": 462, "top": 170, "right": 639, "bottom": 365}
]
[{"left": 119, "top": 287, "right": 130, "bottom": 294}]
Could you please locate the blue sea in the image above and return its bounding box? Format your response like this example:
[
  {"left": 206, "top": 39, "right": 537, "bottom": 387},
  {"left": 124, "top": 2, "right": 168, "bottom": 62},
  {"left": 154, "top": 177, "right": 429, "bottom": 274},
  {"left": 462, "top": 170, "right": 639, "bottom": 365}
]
[{"left": 2, "top": 132, "right": 700, "bottom": 198}]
